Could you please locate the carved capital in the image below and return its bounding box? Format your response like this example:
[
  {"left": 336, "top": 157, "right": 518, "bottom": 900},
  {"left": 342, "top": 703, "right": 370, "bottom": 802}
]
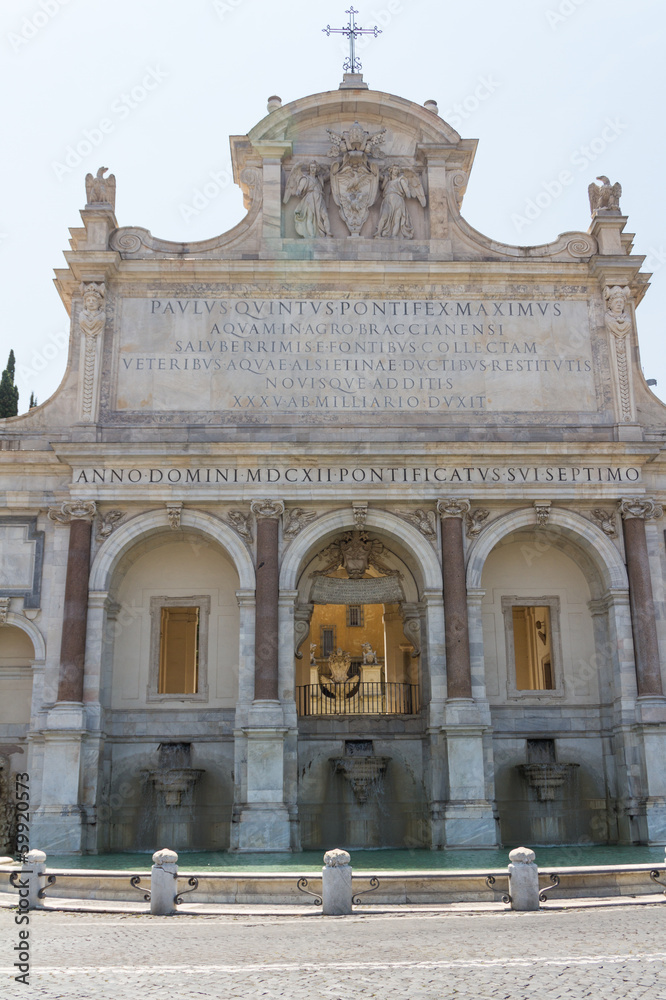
[
  {"left": 534, "top": 501, "right": 551, "bottom": 526},
  {"left": 618, "top": 498, "right": 664, "bottom": 521},
  {"left": 48, "top": 499, "right": 97, "bottom": 524},
  {"left": 0, "top": 598, "right": 10, "bottom": 625},
  {"left": 466, "top": 508, "right": 490, "bottom": 538},
  {"left": 105, "top": 599, "right": 121, "bottom": 620},
  {"left": 165, "top": 502, "right": 182, "bottom": 530},
  {"left": 437, "top": 498, "right": 471, "bottom": 520},
  {"left": 250, "top": 499, "right": 285, "bottom": 520}
]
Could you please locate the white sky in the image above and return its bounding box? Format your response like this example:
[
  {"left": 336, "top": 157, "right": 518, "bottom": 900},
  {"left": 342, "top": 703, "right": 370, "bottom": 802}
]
[{"left": 1, "top": 0, "right": 665, "bottom": 411}]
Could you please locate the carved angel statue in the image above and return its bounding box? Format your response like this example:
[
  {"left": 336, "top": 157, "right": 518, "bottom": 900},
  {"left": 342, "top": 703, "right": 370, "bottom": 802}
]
[
  {"left": 283, "top": 161, "right": 332, "bottom": 238},
  {"left": 85, "top": 166, "right": 116, "bottom": 208},
  {"left": 309, "top": 642, "right": 318, "bottom": 667},
  {"left": 588, "top": 176, "right": 622, "bottom": 216},
  {"left": 374, "top": 165, "right": 426, "bottom": 239}
]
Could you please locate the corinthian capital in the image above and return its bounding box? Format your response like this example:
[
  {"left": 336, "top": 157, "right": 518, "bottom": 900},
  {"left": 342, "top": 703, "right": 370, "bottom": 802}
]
[
  {"left": 48, "top": 499, "right": 97, "bottom": 524},
  {"left": 250, "top": 499, "right": 285, "bottom": 520},
  {"left": 618, "top": 498, "right": 663, "bottom": 521},
  {"left": 437, "top": 498, "right": 471, "bottom": 520}
]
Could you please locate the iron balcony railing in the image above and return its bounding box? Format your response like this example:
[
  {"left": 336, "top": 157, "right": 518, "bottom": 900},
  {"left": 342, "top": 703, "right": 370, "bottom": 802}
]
[{"left": 297, "top": 681, "right": 420, "bottom": 716}]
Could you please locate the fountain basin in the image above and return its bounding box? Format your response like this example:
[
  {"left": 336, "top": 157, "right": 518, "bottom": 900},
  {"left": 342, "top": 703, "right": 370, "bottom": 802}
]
[
  {"left": 330, "top": 756, "right": 391, "bottom": 804},
  {"left": 147, "top": 768, "right": 204, "bottom": 807},
  {"left": 518, "top": 763, "right": 579, "bottom": 802}
]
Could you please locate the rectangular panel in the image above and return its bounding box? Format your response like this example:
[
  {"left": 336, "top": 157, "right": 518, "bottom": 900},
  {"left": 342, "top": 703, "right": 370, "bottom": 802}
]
[{"left": 113, "top": 297, "right": 599, "bottom": 417}]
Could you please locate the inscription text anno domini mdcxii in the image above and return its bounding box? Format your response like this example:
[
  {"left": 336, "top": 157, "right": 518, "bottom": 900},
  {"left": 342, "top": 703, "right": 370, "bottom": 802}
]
[{"left": 114, "top": 298, "right": 597, "bottom": 414}]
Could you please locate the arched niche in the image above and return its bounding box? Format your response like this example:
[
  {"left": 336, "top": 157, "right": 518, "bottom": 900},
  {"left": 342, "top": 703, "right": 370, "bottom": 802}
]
[
  {"left": 90, "top": 508, "right": 255, "bottom": 593},
  {"left": 281, "top": 509, "right": 442, "bottom": 718},
  {"left": 0, "top": 620, "right": 39, "bottom": 725},
  {"left": 104, "top": 530, "right": 241, "bottom": 710}
]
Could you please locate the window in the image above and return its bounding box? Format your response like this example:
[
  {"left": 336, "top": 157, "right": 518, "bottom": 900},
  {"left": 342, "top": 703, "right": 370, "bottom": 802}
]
[
  {"left": 501, "top": 596, "right": 561, "bottom": 697},
  {"left": 321, "top": 626, "right": 336, "bottom": 658},
  {"left": 346, "top": 605, "right": 364, "bottom": 627},
  {"left": 512, "top": 606, "right": 553, "bottom": 690},
  {"left": 159, "top": 606, "right": 199, "bottom": 694},
  {"left": 148, "top": 596, "right": 210, "bottom": 702}
]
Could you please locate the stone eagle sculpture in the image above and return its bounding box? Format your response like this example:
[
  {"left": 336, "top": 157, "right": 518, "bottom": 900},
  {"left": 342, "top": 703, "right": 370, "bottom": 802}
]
[
  {"left": 85, "top": 166, "right": 116, "bottom": 208},
  {"left": 588, "top": 176, "right": 622, "bottom": 215}
]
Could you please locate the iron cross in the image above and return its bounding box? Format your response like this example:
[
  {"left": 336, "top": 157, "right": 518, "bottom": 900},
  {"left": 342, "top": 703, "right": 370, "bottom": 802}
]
[{"left": 323, "top": 7, "right": 382, "bottom": 74}]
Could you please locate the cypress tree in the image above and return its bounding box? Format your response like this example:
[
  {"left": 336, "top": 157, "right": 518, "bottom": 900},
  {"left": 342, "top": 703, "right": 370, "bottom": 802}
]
[
  {"left": 29, "top": 392, "right": 37, "bottom": 409},
  {"left": 0, "top": 351, "right": 19, "bottom": 418}
]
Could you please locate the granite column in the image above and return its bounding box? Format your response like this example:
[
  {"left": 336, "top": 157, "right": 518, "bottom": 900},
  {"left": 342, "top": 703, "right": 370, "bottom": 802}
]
[
  {"left": 251, "top": 499, "right": 284, "bottom": 701},
  {"left": 48, "top": 500, "right": 97, "bottom": 703},
  {"left": 437, "top": 498, "right": 472, "bottom": 699},
  {"left": 619, "top": 498, "right": 664, "bottom": 696}
]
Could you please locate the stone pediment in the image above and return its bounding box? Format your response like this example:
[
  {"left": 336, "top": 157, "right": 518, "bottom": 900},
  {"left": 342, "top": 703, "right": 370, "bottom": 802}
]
[{"left": 104, "top": 85, "right": 601, "bottom": 264}]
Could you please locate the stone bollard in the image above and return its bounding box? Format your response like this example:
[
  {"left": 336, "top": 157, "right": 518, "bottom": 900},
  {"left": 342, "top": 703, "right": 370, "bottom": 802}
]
[
  {"left": 508, "top": 847, "right": 540, "bottom": 911},
  {"left": 22, "top": 849, "right": 47, "bottom": 910},
  {"left": 150, "top": 848, "right": 178, "bottom": 915},
  {"left": 322, "top": 848, "right": 353, "bottom": 915}
]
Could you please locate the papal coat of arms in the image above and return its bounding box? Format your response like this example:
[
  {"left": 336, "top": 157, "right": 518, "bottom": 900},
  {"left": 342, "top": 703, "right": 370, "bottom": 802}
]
[{"left": 327, "top": 122, "right": 386, "bottom": 236}]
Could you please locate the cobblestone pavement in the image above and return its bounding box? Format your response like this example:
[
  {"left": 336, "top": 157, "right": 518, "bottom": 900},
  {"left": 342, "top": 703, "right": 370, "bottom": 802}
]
[{"left": 2, "top": 905, "right": 666, "bottom": 998}]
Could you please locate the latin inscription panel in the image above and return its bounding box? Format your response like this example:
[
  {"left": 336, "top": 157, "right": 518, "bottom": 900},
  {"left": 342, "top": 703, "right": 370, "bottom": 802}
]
[{"left": 114, "top": 297, "right": 598, "bottom": 415}]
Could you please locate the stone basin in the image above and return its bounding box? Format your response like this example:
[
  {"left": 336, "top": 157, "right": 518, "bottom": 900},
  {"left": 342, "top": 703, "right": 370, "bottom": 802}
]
[
  {"left": 518, "top": 762, "right": 579, "bottom": 802},
  {"left": 330, "top": 755, "right": 391, "bottom": 804},
  {"left": 147, "top": 768, "right": 204, "bottom": 807}
]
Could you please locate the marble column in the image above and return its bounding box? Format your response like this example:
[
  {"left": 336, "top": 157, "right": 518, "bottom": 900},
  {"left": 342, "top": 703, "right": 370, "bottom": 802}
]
[
  {"left": 47, "top": 500, "right": 97, "bottom": 703},
  {"left": 33, "top": 500, "right": 96, "bottom": 853},
  {"left": 233, "top": 500, "right": 290, "bottom": 852},
  {"left": 619, "top": 499, "right": 664, "bottom": 697},
  {"left": 250, "top": 499, "right": 284, "bottom": 701},
  {"left": 437, "top": 499, "right": 472, "bottom": 699}
]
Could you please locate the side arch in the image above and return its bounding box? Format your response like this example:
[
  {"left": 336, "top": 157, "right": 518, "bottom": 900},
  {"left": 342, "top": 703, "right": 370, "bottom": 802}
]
[
  {"left": 466, "top": 507, "right": 628, "bottom": 594},
  {"left": 89, "top": 508, "right": 256, "bottom": 592},
  {"left": 279, "top": 507, "right": 442, "bottom": 593},
  {"left": 2, "top": 612, "right": 46, "bottom": 661}
]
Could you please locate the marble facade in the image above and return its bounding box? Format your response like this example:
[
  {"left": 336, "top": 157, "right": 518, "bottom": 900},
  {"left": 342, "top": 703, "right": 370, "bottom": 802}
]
[{"left": 1, "top": 77, "right": 666, "bottom": 854}]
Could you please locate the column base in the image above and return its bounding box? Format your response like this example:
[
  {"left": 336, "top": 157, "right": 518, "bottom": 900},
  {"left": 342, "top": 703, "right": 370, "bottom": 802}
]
[
  {"left": 443, "top": 801, "right": 499, "bottom": 848},
  {"left": 645, "top": 797, "right": 666, "bottom": 844},
  {"left": 31, "top": 806, "right": 84, "bottom": 854},
  {"left": 231, "top": 804, "right": 292, "bottom": 852}
]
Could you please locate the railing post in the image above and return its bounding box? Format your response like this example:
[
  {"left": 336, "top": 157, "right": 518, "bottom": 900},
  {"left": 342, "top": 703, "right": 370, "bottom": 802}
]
[
  {"left": 508, "top": 847, "right": 540, "bottom": 910},
  {"left": 22, "top": 849, "right": 47, "bottom": 910},
  {"left": 150, "top": 848, "right": 178, "bottom": 915},
  {"left": 322, "top": 848, "right": 353, "bottom": 915}
]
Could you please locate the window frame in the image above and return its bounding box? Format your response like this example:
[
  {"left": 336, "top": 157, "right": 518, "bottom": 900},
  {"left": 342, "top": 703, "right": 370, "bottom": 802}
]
[
  {"left": 147, "top": 595, "right": 210, "bottom": 702},
  {"left": 346, "top": 605, "right": 364, "bottom": 628},
  {"left": 501, "top": 595, "right": 564, "bottom": 700}
]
